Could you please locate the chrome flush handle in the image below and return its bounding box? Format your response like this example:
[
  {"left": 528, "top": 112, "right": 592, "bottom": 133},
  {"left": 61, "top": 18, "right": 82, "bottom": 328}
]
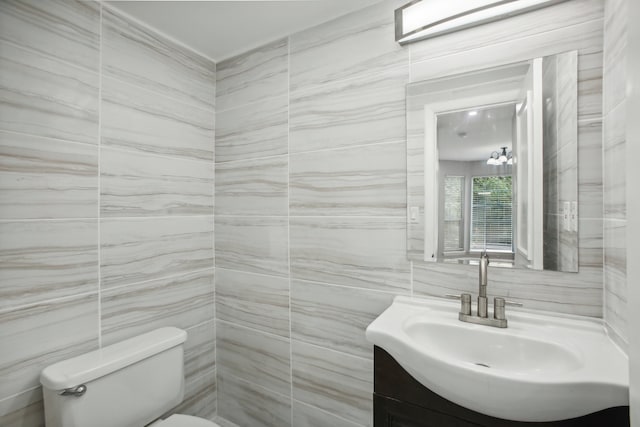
[{"left": 59, "top": 384, "right": 87, "bottom": 397}]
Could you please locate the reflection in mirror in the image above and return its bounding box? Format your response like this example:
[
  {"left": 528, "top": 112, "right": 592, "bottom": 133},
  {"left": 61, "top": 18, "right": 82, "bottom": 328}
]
[
  {"left": 437, "top": 104, "right": 516, "bottom": 268},
  {"left": 406, "top": 51, "right": 578, "bottom": 272}
]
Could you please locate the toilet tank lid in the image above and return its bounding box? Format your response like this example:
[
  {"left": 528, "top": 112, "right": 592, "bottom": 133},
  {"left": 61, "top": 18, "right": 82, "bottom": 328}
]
[{"left": 40, "top": 327, "right": 187, "bottom": 390}]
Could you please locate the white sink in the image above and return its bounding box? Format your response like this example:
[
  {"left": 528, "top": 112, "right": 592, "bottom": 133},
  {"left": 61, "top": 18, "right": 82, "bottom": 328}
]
[{"left": 366, "top": 296, "right": 628, "bottom": 422}]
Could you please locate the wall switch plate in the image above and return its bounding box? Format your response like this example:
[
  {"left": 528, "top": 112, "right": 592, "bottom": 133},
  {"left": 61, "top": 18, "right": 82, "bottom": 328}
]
[
  {"left": 410, "top": 206, "right": 420, "bottom": 223},
  {"left": 571, "top": 201, "right": 578, "bottom": 232},
  {"left": 563, "top": 201, "right": 570, "bottom": 231}
]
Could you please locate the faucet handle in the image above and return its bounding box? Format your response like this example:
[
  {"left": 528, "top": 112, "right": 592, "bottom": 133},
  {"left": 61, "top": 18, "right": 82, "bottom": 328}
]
[
  {"left": 444, "top": 293, "right": 472, "bottom": 316},
  {"left": 494, "top": 297, "right": 506, "bottom": 320}
]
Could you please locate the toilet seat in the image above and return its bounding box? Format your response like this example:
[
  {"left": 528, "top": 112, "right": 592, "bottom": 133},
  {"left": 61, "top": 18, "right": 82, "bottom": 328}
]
[{"left": 155, "top": 414, "right": 219, "bottom": 427}]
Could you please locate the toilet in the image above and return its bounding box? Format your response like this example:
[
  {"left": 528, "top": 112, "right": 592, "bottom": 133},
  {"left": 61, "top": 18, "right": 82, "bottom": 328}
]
[{"left": 40, "top": 327, "right": 218, "bottom": 427}]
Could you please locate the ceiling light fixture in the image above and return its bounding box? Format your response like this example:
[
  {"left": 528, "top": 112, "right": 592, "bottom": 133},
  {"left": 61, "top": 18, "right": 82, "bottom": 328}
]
[
  {"left": 487, "top": 147, "right": 512, "bottom": 166},
  {"left": 395, "top": 0, "right": 568, "bottom": 45}
]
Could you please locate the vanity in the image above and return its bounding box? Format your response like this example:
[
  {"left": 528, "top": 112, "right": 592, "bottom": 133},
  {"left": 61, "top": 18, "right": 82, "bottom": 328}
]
[
  {"left": 373, "top": 346, "right": 628, "bottom": 427},
  {"left": 366, "top": 296, "right": 629, "bottom": 426}
]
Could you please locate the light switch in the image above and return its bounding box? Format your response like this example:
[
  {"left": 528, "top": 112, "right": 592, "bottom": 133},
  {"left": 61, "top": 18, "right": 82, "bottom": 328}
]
[
  {"left": 410, "top": 206, "right": 420, "bottom": 223},
  {"left": 571, "top": 201, "right": 578, "bottom": 232},
  {"left": 563, "top": 202, "right": 570, "bottom": 231}
]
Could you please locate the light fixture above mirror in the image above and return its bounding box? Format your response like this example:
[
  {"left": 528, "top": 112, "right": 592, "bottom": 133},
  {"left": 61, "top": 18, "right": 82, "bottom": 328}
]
[
  {"left": 395, "top": 0, "right": 570, "bottom": 45},
  {"left": 487, "top": 147, "right": 512, "bottom": 165}
]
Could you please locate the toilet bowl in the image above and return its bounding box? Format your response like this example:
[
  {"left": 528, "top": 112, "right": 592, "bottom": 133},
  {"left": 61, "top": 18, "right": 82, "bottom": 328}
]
[{"left": 40, "top": 327, "right": 217, "bottom": 427}]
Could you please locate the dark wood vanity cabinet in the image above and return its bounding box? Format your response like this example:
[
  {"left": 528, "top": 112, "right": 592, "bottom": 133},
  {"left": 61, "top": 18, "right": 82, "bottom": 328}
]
[{"left": 373, "top": 346, "right": 629, "bottom": 427}]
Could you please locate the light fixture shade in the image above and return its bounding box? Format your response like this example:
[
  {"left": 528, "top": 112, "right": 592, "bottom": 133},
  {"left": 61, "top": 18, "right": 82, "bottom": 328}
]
[
  {"left": 395, "top": 0, "right": 568, "bottom": 45},
  {"left": 498, "top": 148, "right": 508, "bottom": 163}
]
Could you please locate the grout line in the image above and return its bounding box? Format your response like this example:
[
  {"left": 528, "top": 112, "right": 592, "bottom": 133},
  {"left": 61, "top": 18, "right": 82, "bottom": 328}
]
[
  {"left": 0, "top": 386, "right": 42, "bottom": 404},
  {"left": 0, "top": 218, "right": 100, "bottom": 223},
  {"left": 101, "top": 266, "right": 215, "bottom": 294},
  {"left": 292, "top": 337, "right": 373, "bottom": 363},
  {"left": 0, "top": 128, "right": 99, "bottom": 149},
  {"left": 217, "top": 318, "right": 290, "bottom": 342},
  {"left": 289, "top": 62, "right": 409, "bottom": 98},
  {"left": 215, "top": 264, "right": 407, "bottom": 296},
  {"left": 288, "top": 138, "right": 406, "bottom": 157},
  {"left": 0, "top": 38, "right": 98, "bottom": 75},
  {"left": 0, "top": 290, "right": 99, "bottom": 316},
  {"left": 215, "top": 266, "right": 290, "bottom": 281},
  {"left": 98, "top": 3, "right": 104, "bottom": 349},
  {"left": 216, "top": 214, "right": 406, "bottom": 220},
  {"left": 218, "top": 368, "right": 292, "bottom": 401},
  {"left": 215, "top": 152, "right": 289, "bottom": 166},
  {"left": 214, "top": 138, "right": 406, "bottom": 166},
  {"left": 214, "top": 92, "right": 289, "bottom": 115},
  {"left": 291, "top": 276, "right": 410, "bottom": 297},
  {"left": 186, "top": 318, "right": 216, "bottom": 332},
  {"left": 101, "top": 72, "right": 216, "bottom": 115},
  {"left": 286, "top": 35, "right": 294, "bottom": 427},
  {"left": 100, "top": 141, "right": 216, "bottom": 166}
]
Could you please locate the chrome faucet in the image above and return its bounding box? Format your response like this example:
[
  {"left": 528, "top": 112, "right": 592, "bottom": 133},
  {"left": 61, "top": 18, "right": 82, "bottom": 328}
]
[
  {"left": 477, "top": 250, "right": 489, "bottom": 318},
  {"left": 447, "top": 251, "right": 522, "bottom": 328}
]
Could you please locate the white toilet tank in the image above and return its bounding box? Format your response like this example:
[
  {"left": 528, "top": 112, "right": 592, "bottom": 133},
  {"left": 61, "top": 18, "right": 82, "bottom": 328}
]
[{"left": 40, "top": 327, "right": 188, "bottom": 427}]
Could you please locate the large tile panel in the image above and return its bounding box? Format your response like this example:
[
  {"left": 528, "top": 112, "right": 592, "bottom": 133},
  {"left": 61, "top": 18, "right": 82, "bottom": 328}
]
[
  {"left": 603, "top": 0, "right": 627, "bottom": 113},
  {"left": 216, "top": 38, "right": 288, "bottom": 111},
  {"left": 290, "top": 217, "right": 410, "bottom": 292},
  {"left": 217, "top": 321, "right": 291, "bottom": 397},
  {"left": 101, "top": 269, "right": 214, "bottom": 345},
  {"left": 218, "top": 371, "right": 291, "bottom": 427},
  {"left": 290, "top": 66, "right": 407, "bottom": 154},
  {"left": 0, "top": 220, "right": 98, "bottom": 310},
  {"left": 290, "top": 141, "right": 405, "bottom": 216},
  {"left": 101, "top": 147, "right": 214, "bottom": 217},
  {"left": 172, "top": 367, "right": 217, "bottom": 421},
  {"left": 215, "top": 95, "right": 288, "bottom": 163},
  {"left": 102, "top": 7, "right": 215, "bottom": 110},
  {"left": 289, "top": 0, "right": 407, "bottom": 91},
  {"left": 215, "top": 216, "right": 289, "bottom": 277},
  {"left": 216, "top": 268, "right": 290, "bottom": 338},
  {"left": 100, "top": 216, "right": 214, "bottom": 289},
  {"left": 215, "top": 155, "right": 288, "bottom": 216},
  {"left": 0, "top": 131, "right": 98, "bottom": 219},
  {"left": 0, "top": 293, "right": 99, "bottom": 400},
  {"left": 184, "top": 321, "right": 216, "bottom": 384},
  {"left": 603, "top": 101, "right": 626, "bottom": 219},
  {"left": 0, "top": 41, "right": 98, "bottom": 144},
  {"left": 292, "top": 341, "right": 372, "bottom": 426},
  {"left": 0, "top": 0, "right": 100, "bottom": 71},
  {"left": 577, "top": 119, "right": 603, "bottom": 219},
  {"left": 101, "top": 76, "right": 214, "bottom": 162},
  {"left": 604, "top": 219, "right": 627, "bottom": 340},
  {"left": 291, "top": 280, "right": 393, "bottom": 359}
]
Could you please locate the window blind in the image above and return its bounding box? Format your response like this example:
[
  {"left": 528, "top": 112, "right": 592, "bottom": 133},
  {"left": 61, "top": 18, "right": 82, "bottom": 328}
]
[
  {"left": 470, "top": 176, "right": 513, "bottom": 252},
  {"left": 443, "top": 176, "right": 465, "bottom": 252}
]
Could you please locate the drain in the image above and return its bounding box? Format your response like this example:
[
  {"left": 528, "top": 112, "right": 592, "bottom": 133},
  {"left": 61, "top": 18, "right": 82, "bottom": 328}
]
[{"left": 475, "top": 362, "right": 490, "bottom": 368}]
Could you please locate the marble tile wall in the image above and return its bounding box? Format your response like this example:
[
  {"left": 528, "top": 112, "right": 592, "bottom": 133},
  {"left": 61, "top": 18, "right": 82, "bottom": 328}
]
[
  {"left": 0, "top": 1, "right": 216, "bottom": 425},
  {"left": 214, "top": 1, "right": 608, "bottom": 426},
  {"left": 603, "top": 0, "right": 628, "bottom": 346}
]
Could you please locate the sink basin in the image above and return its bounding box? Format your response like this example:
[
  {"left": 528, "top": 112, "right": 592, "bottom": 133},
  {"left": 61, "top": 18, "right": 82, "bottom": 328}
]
[{"left": 366, "top": 296, "right": 628, "bottom": 422}]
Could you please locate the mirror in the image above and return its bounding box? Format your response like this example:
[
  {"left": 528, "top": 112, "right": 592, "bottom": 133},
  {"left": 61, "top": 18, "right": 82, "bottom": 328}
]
[{"left": 407, "top": 51, "right": 578, "bottom": 272}]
